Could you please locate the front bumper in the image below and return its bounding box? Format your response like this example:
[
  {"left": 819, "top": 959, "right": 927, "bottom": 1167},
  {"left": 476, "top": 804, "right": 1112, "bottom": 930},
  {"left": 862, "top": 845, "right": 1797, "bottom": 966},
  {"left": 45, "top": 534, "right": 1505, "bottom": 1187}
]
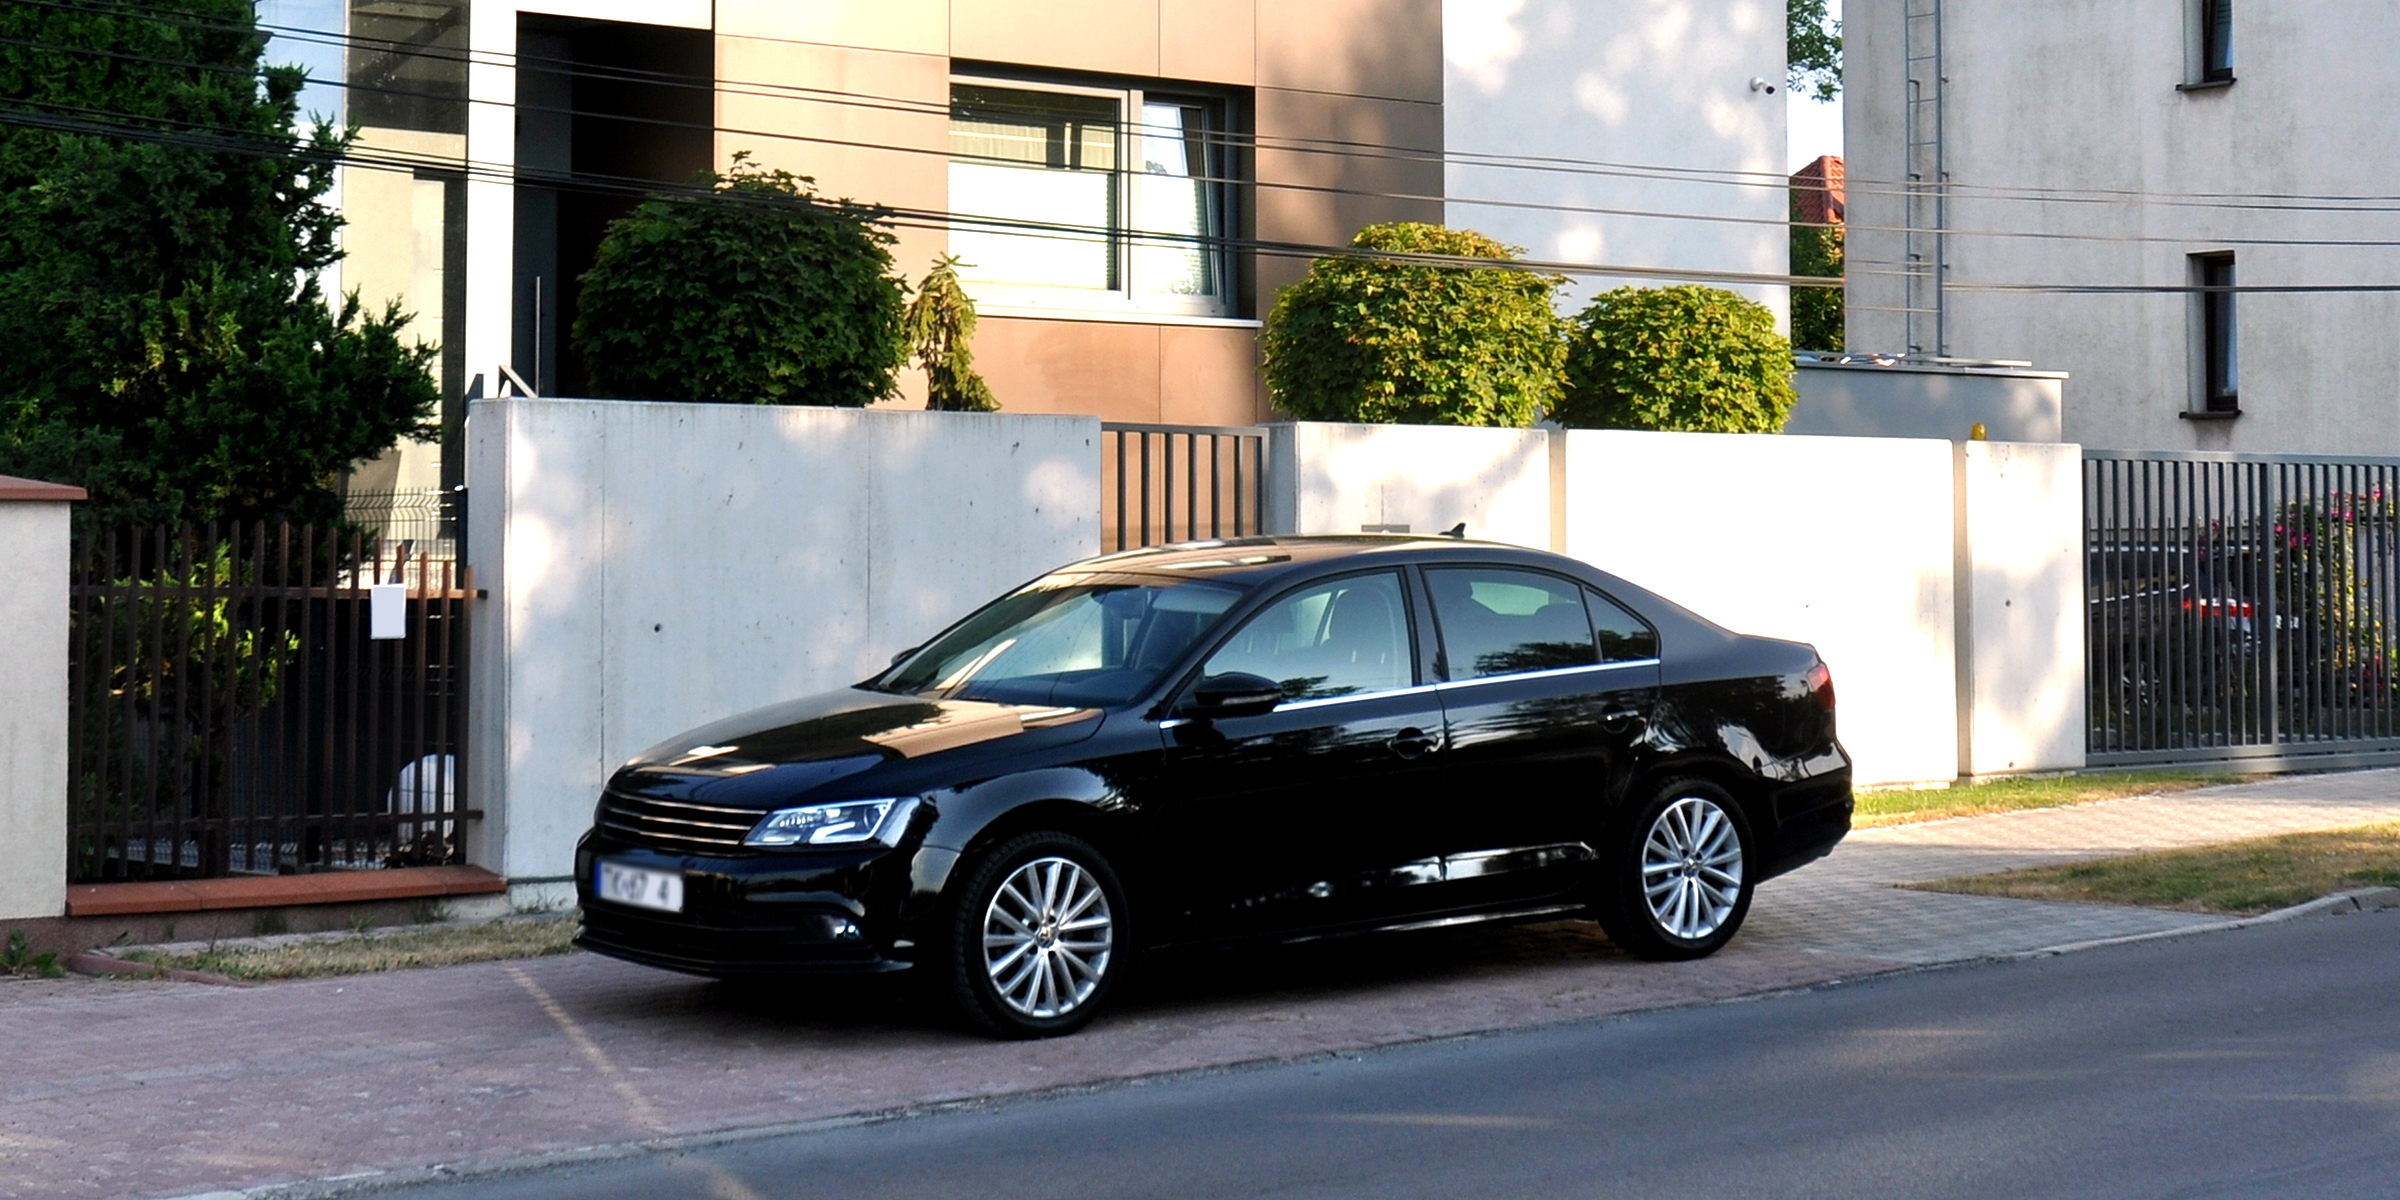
[{"left": 573, "top": 834, "right": 928, "bottom": 977}]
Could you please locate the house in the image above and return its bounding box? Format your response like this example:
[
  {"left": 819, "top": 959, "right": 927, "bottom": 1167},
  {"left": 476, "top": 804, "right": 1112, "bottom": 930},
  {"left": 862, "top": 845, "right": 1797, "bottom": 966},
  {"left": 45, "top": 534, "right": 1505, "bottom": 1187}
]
[
  {"left": 320, "top": 0, "right": 1787, "bottom": 494},
  {"left": 1844, "top": 1, "right": 2400, "bottom": 454}
]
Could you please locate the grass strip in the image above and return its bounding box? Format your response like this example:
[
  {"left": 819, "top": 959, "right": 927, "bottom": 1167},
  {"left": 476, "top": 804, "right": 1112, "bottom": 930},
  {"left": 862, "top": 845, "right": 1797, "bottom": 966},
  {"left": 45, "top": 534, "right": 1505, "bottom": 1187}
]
[
  {"left": 1907, "top": 822, "right": 2400, "bottom": 915},
  {"left": 1855, "top": 770, "right": 2242, "bottom": 829},
  {"left": 121, "top": 916, "right": 580, "bottom": 981}
]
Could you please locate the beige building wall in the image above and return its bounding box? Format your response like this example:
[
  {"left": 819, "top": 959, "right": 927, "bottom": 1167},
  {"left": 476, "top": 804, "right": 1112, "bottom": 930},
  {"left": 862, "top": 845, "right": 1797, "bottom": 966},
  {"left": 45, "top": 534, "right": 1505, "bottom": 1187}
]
[{"left": 709, "top": 0, "right": 1443, "bottom": 425}]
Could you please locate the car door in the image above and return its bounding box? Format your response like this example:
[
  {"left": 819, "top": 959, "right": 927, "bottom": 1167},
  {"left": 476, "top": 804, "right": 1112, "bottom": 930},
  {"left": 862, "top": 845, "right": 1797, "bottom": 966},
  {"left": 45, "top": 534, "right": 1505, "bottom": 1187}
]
[
  {"left": 1419, "top": 565, "right": 1662, "bottom": 911},
  {"left": 1149, "top": 569, "right": 1450, "bottom": 940}
]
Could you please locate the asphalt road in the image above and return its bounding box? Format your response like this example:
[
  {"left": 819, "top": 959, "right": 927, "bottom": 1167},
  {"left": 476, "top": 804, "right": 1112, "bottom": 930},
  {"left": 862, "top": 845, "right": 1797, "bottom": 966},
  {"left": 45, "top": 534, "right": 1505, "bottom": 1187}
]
[{"left": 384, "top": 909, "right": 2400, "bottom": 1200}]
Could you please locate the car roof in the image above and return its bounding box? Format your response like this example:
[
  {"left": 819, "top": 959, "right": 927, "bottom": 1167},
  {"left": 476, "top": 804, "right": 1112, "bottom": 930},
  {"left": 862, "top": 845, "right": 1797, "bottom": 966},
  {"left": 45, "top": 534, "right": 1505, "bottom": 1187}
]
[{"left": 1058, "top": 535, "right": 1539, "bottom": 585}]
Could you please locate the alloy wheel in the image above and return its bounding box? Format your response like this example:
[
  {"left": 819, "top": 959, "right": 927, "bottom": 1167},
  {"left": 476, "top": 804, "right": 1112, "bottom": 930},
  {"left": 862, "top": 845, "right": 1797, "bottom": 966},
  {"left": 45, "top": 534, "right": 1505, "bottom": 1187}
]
[
  {"left": 1640, "top": 795, "right": 1745, "bottom": 941},
  {"left": 981, "top": 855, "right": 1115, "bottom": 1019}
]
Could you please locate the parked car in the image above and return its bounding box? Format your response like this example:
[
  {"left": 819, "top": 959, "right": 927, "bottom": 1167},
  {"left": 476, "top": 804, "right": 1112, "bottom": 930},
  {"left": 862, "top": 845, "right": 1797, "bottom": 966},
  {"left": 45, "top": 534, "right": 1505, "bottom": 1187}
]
[{"left": 576, "top": 537, "right": 1852, "bottom": 1036}]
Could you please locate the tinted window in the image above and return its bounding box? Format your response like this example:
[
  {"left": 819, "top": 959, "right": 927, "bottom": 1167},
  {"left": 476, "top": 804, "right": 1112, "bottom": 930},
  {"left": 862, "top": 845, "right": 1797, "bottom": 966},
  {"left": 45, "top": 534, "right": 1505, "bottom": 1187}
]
[
  {"left": 880, "top": 578, "right": 1243, "bottom": 706},
  {"left": 1425, "top": 568, "right": 1599, "bottom": 679},
  {"left": 1584, "top": 588, "right": 1659, "bottom": 662},
  {"left": 1202, "top": 572, "right": 1412, "bottom": 701}
]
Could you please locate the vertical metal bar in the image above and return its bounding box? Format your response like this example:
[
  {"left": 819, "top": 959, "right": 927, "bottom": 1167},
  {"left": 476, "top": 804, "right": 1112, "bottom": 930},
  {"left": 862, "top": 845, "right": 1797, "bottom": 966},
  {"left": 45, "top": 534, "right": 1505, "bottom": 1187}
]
[
  {"left": 1161, "top": 433, "right": 1176, "bottom": 546},
  {"left": 107, "top": 528, "right": 130, "bottom": 878},
  {"left": 1232, "top": 435, "right": 1247, "bottom": 537},
  {"left": 1112, "top": 430, "right": 1127, "bottom": 553},
  {"left": 342, "top": 528, "right": 365, "bottom": 866},
  {"left": 66, "top": 534, "right": 87, "bottom": 880},
  {"left": 1185, "top": 431, "right": 1199, "bottom": 542},
  {"left": 196, "top": 522, "right": 222, "bottom": 869},
  {"left": 1208, "top": 435, "right": 1223, "bottom": 539},
  {"left": 304, "top": 524, "right": 328, "bottom": 869},
  {"left": 1139, "top": 433, "right": 1153, "bottom": 549}
]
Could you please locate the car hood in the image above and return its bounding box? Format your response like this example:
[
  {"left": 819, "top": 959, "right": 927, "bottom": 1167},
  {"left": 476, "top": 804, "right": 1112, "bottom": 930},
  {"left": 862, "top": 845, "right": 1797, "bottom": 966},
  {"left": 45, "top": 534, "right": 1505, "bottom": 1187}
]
[{"left": 609, "top": 689, "right": 1104, "bottom": 807}]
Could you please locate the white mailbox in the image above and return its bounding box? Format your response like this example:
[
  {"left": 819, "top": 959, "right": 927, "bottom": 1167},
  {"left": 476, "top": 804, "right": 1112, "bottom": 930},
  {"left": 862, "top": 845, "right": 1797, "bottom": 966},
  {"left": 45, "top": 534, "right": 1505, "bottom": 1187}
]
[{"left": 369, "top": 582, "right": 407, "bottom": 640}]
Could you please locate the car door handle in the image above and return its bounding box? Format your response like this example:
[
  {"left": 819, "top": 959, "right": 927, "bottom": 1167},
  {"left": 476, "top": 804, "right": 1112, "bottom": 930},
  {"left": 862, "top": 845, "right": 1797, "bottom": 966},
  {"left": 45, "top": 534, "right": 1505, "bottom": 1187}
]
[
  {"left": 1601, "top": 706, "right": 1646, "bottom": 730},
  {"left": 1387, "top": 727, "right": 1440, "bottom": 759}
]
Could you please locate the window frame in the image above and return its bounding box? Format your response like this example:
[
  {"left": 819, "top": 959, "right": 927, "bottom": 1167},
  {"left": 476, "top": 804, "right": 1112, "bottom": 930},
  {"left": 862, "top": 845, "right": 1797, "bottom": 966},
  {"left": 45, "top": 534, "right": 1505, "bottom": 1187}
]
[
  {"left": 2194, "top": 252, "right": 2240, "bottom": 414},
  {"left": 948, "top": 73, "right": 1240, "bottom": 320}
]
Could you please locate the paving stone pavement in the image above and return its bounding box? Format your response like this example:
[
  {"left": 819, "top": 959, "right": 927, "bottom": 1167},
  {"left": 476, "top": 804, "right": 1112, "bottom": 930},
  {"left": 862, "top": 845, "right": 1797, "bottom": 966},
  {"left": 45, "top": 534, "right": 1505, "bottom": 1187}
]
[
  {"left": 2, "top": 769, "right": 2396, "bottom": 1200},
  {"left": 1745, "top": 767, "right": 2400, "bottom": 963}
]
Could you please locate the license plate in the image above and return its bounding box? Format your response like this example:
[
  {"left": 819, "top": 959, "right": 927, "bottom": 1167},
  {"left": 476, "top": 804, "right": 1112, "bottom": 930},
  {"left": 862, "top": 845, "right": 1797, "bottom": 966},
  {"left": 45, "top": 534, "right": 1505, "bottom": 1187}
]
[{"left": 595, "top": 860, "right": 684, "bottom": 913}]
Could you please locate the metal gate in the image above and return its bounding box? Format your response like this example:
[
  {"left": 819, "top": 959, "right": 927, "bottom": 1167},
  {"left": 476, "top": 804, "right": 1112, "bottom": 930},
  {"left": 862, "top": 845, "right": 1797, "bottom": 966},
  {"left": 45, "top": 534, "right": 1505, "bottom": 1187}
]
[
  {"left": 66, "top": 523, "right": 475, "bottom": 881},
  {"left": 2087, "top": 451, "right": 2400, "bottom": 767},
  {"left": 1101, "top": 423, "right": 1270, "bottom": 552}
]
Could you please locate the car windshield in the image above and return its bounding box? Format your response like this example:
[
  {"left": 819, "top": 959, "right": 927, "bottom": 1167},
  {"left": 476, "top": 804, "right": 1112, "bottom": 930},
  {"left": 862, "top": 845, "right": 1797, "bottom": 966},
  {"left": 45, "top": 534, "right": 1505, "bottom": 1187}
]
[{"left": 874, "top": 576, "right": 1247, "bottom": 707}]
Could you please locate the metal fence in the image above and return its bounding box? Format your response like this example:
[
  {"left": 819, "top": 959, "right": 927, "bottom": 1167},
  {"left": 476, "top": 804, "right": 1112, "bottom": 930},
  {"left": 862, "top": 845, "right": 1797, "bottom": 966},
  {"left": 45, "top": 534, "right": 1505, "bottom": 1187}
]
[
  {"left": 341, "top": 487, "right": 464, "bottom": 561},
  {"left": 66, "top": 524, "right": 475, "bottom": 882},
  {"left": 1100, "top": 423, "right": 1270, "bottom": 552},
  {"left": 2087, "top": 451, "right": 2400, "bottom": 767}
]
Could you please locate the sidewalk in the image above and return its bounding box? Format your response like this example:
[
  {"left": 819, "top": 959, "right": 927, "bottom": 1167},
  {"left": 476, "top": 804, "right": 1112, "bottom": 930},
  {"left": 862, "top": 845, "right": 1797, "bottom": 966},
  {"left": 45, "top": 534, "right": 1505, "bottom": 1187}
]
[{"left": 3, "top": 770, "right": 2396, "bottom": 1200}]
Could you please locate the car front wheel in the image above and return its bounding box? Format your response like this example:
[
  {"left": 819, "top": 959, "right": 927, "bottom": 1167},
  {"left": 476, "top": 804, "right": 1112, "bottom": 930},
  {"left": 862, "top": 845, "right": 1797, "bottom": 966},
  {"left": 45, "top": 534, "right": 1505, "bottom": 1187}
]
[
  {"left": 1593, "top": 779, "right": 1754, "bottom": 961},
  {"left": 939, "top": 831, "right": 1127, "bottom": 1038}
]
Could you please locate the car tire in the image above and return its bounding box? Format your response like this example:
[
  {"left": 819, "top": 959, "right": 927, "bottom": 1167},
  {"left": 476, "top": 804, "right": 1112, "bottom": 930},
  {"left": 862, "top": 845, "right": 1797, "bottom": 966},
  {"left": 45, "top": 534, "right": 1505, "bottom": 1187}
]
[
  {"left": 1591, "top": 779, "right": 1754, "bottom": 961},
  {"left": 937, "top": 831, "right": 1129, "bottom": 1038}
]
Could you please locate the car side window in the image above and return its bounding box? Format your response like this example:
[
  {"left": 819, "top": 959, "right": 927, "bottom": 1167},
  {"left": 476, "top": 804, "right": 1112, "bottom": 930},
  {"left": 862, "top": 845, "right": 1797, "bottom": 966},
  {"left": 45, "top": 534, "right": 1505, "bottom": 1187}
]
[
  {"left": 1424, "top": 567, "right": 1600, "bottom": 680},
  {"left": 1200, "top": 572, "right": 1413, "bottom": 701},
  {"left": 1584, "top": 588, "right": 1659, "bottom": 662}
]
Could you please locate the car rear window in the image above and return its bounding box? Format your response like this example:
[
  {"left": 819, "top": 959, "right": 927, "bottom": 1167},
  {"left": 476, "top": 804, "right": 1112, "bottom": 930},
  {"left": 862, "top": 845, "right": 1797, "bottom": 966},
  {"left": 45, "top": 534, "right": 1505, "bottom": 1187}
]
[{"left": 1425, "top": 567, "right": 1599, "bottom": 679}]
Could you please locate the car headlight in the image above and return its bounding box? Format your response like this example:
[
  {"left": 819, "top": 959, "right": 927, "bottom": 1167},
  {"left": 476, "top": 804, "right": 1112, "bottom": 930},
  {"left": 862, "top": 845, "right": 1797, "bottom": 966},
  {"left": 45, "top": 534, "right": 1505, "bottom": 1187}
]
[{"left": 744, "top": 798, "right": 918, "bottom": 848}]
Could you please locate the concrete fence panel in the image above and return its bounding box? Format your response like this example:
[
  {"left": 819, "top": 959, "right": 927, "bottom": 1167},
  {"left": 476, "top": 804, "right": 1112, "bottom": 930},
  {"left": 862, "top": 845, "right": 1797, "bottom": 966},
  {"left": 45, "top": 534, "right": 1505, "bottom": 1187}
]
[
  {"left": 1267, "top": 422, "right": 1552, "bottom": 548},
  {"left": 0, "top": 478, "right": 80, "bottom": 919},
  {"left": 1956, "top": 441, "right": 2086, "bottom": 776},
  {"left": 1560, "top": 431, "right": 1964, "bottom": 787},
  {"left": 467, "top": 400, "right": 1099, "bottom": 884}
]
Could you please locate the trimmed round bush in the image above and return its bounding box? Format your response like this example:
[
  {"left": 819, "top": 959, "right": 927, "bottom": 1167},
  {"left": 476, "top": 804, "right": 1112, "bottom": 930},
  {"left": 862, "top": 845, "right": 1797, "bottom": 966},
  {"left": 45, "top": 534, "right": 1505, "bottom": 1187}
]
[
  {"left": 1555, "top": 285, "right": 1796, "bottom": 432},
  {"left": 1262, "top": 222, "right": 1563, "bottom": 427},
  {"left": 573, "top": 155, "right": 907, "bottom": 405}
]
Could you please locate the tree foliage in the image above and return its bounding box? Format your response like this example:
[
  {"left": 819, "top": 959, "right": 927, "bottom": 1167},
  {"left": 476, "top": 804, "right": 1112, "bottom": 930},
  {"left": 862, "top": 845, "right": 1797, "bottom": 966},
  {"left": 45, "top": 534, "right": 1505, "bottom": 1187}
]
[
  {"left": 1788, "top": 0, "right": 1843, "bottom": 102},
  {"left": 0, "top": 0, "right": 439, "bottom": 528},
  {"left": 1790, "top": 192, "right": 1846, "bottom": 352},
  {"left": 1555, "top": 285, "right": 1796, "bottom": 433},
  {"left": 904, "top": 255, "right": 998, "bottom": 412},
  {"left": 574, "top": 155, "right": 907, "bottom": 406},
  {"left": 1262, "top": 223, "right": 1563, "bottom": 427}
]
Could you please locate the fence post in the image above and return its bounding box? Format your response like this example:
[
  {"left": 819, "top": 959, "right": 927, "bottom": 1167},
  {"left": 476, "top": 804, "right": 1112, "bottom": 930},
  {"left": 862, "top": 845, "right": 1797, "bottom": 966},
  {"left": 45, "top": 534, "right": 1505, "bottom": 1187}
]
[{"left": 0, "top": 477, "right": 84, "bottom": 918}]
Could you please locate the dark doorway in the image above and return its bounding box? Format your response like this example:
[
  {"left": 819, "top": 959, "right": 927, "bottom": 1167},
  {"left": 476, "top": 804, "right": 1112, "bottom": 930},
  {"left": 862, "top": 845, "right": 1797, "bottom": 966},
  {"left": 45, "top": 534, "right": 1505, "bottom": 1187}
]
[{"left": 514, "top": 17, "right": 713, "bottom": 398}]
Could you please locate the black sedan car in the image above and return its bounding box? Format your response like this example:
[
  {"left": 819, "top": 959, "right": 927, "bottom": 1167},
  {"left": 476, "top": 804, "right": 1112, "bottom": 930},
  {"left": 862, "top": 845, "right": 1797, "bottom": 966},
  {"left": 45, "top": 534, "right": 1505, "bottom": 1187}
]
[{"left": 577, "top": 537, "right": 1851, "bottom": 1037}]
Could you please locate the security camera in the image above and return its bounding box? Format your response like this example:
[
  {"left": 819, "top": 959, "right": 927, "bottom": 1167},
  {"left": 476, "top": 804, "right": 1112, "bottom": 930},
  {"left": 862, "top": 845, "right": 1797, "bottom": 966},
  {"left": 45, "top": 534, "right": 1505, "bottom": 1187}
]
[{"left": 1750, "top": 76, "right": 1778, "bottom": 94}]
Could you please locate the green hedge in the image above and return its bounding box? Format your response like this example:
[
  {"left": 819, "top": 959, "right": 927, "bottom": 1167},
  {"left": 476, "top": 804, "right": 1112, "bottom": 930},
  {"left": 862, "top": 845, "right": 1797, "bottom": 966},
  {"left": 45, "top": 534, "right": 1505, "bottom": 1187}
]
[
  {"left": 1554, "top": 285, "right": 1795, "bottom": 433},
  {"left": 574, "top": 156, "right": 907, "bottom": 405},
  {"left": 1262, "top": 223, "right": 1563, "bottom": 427}
]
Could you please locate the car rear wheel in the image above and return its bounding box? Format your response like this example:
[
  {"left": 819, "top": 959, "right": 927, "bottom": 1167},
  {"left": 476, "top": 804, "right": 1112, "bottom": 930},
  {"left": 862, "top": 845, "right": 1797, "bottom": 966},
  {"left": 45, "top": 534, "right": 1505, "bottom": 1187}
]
[
  {"left": 1593, "top": 779, "right": 1753, "bottom": 961},
  {"left": 939, "top": 831, "right": 1127, "bottom": 1038}
]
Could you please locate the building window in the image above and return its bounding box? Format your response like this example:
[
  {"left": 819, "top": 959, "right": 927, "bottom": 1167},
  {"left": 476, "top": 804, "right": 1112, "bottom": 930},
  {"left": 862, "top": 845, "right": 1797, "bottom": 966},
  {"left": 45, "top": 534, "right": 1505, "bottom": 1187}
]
[
  {"left": 2199, "top": 0, "right": 2234, "bottom": 82},
  {"left": 948, "top": 80, "right": 1236, "bottom": 317},
  {"left": 2196, "top": 253, "right": 2239, "bottom": 412}
]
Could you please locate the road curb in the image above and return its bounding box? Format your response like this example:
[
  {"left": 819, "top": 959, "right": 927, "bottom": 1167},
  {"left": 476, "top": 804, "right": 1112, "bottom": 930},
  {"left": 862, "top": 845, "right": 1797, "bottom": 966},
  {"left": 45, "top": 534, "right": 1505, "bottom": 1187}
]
[
  {"left": 1989, "top": 885, "right": 2400, "bottom": 963},
  {"left": 65, "top": 951, "right": 248, "bottom": 988}
]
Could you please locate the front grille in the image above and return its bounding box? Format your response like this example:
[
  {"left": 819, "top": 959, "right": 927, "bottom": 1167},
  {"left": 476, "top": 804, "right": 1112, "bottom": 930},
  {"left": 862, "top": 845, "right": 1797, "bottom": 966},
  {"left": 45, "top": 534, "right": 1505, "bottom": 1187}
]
[{"left": 596, "top": 792, "right": 761, "bottom": 854}]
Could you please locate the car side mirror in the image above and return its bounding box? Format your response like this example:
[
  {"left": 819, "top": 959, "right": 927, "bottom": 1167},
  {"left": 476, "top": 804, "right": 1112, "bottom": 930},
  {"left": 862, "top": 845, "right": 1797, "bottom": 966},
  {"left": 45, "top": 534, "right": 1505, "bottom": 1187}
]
[{"left": 1187, "top": 672, "right": 1284, "bottom": 719}]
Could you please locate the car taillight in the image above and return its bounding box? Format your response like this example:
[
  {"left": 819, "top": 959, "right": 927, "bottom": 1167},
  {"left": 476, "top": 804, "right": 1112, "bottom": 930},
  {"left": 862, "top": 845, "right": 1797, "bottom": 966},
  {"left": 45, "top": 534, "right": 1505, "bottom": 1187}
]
[{"left": 1805, "top": 661, "right": 1835, "bottom": 714}]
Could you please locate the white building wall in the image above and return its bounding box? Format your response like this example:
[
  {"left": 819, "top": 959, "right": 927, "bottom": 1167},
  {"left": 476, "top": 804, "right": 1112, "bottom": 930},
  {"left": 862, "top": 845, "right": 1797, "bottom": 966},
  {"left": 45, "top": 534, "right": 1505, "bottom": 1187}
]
[
  {"left": 1442, "top": 0, "right": 1790, "bottom": 319},
  {"left": 466, "top": 400, "right": 1098, "bottom": 886},
  {"left": 1847, "top": 1, "right": 2400, "bottom": 455}
]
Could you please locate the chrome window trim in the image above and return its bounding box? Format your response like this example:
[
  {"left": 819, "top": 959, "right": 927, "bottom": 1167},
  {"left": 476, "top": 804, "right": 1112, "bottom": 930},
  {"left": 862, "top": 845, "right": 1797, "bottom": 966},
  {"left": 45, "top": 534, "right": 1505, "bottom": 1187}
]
[{"left": 1436, "top": 658, "right": 1662, "bottom": 691}]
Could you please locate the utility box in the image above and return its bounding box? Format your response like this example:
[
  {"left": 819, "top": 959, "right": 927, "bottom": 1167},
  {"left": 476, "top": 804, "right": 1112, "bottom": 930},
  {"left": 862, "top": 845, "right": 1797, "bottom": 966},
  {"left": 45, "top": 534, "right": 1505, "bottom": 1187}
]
[{"left": 1788, "top": 355, "right": 2068, "bottom": 443}]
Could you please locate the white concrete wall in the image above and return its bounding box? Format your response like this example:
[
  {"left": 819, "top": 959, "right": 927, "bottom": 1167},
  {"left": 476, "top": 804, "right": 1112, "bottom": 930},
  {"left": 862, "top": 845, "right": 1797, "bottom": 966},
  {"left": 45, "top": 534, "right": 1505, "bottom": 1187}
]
[
  {"left": 1267, "top": 422, "right": 1552, "bottom": 548},
  {"left": 1562, "top": 430, "right": 1962, "bottom": 786},
  {"left": 0, "top": 501, "right": 72, "bottom": 919},
  {"left": 1443, "top": 0, "right": 1789, "bottom": 319},
  {"left": 1955, "top": 441, "right": 2085, "bottom": 777},
  {"left": 1846, "top": 0, "right": 2400, "bottom": 455},
  {"left": 467, "top": 400, "right": 1099, "bottom": 882}
]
